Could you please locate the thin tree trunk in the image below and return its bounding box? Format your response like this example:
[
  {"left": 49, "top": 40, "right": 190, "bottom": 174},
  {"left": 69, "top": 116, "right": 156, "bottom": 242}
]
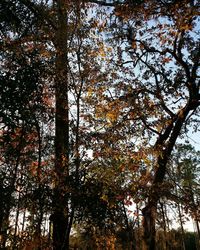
[
  {"left": 35, "top": 122, "right": 43, "bottom": 250},
  {"left": 175, "top": 173, "right": 186, "bottom": 250},
  {"left": 20, "top": 209, "right": 26, "bottom": 249},
  {"left": 177, "top": 203, "right": 186, "bottom": 250},
  {"left": 13, "top": 189, "right": 21, "bottom": 247},
  {"left": 160, "top": 201, "right": 167, "bottom": 250}
]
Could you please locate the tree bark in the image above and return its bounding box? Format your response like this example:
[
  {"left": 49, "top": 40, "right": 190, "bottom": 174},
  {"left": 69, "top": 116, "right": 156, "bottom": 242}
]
[{"left": 52, "top": 1, "right": 70, "bottom": 249}]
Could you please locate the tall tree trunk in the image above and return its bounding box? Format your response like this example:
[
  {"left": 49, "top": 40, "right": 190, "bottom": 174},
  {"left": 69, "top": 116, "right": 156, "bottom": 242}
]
[
  {"left": 34, "top": 122, "right": 43, "bottom": 250},
  {"left": 177, "top": 203, "right": 186, "bottom": 250},
  {"left": 160, "top": 201, "right": 167, "bottom": 250},
  {"left": 175, "top": 182, "right": 186, "bottom": 250},
  {"left": 52, "top": 1, "right": 70, "bottom": 249}
]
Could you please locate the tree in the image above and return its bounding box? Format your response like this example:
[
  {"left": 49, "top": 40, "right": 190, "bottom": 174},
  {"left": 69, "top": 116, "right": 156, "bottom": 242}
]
[
  {"left": 0, "top": 1, "right": 200, "bottom": 249},
  {"left": 0, "top": 26, "right": 51, "bottom": 246},
  {"left": 85, "top": 0, "right": 200, "bottom": 249},
  {"left": 1, "top": 1, "right": 111, "bottom": 248},
  {"left": 168, "top": 143, "right": 200, "bottom": 249}
]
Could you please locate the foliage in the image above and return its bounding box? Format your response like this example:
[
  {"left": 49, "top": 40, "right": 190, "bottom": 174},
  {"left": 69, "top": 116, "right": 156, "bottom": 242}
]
[{"left": 0, "top": 0, "right": 199, "bottom": 249}]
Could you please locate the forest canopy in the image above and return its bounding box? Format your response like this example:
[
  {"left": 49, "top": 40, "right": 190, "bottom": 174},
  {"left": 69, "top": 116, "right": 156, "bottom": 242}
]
[{"left": 0, "top": 0, "right": 200, "bottom": 249}]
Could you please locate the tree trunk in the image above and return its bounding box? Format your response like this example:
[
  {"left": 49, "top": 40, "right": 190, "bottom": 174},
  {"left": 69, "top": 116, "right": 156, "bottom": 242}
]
[
  {"left": 160, "top": 201, "right": 167, "bottom": 250},
  {"left": 52, "top": 1, "right": 70, "bottom": 249},
  {"left": 13, "top": 189, "right": 21, "bottom": 247},
  {"left": 142, "top": 105, "right": 191, "bottom": 250},
  {"left": 142, "top": 203, "right": 157, "bottom": 250},
  {"left": 176, "top": 187, "right": 186, "bottom": 250},
  {"left": 177, "top": 203, "right": 186, "bottom": 250}
]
